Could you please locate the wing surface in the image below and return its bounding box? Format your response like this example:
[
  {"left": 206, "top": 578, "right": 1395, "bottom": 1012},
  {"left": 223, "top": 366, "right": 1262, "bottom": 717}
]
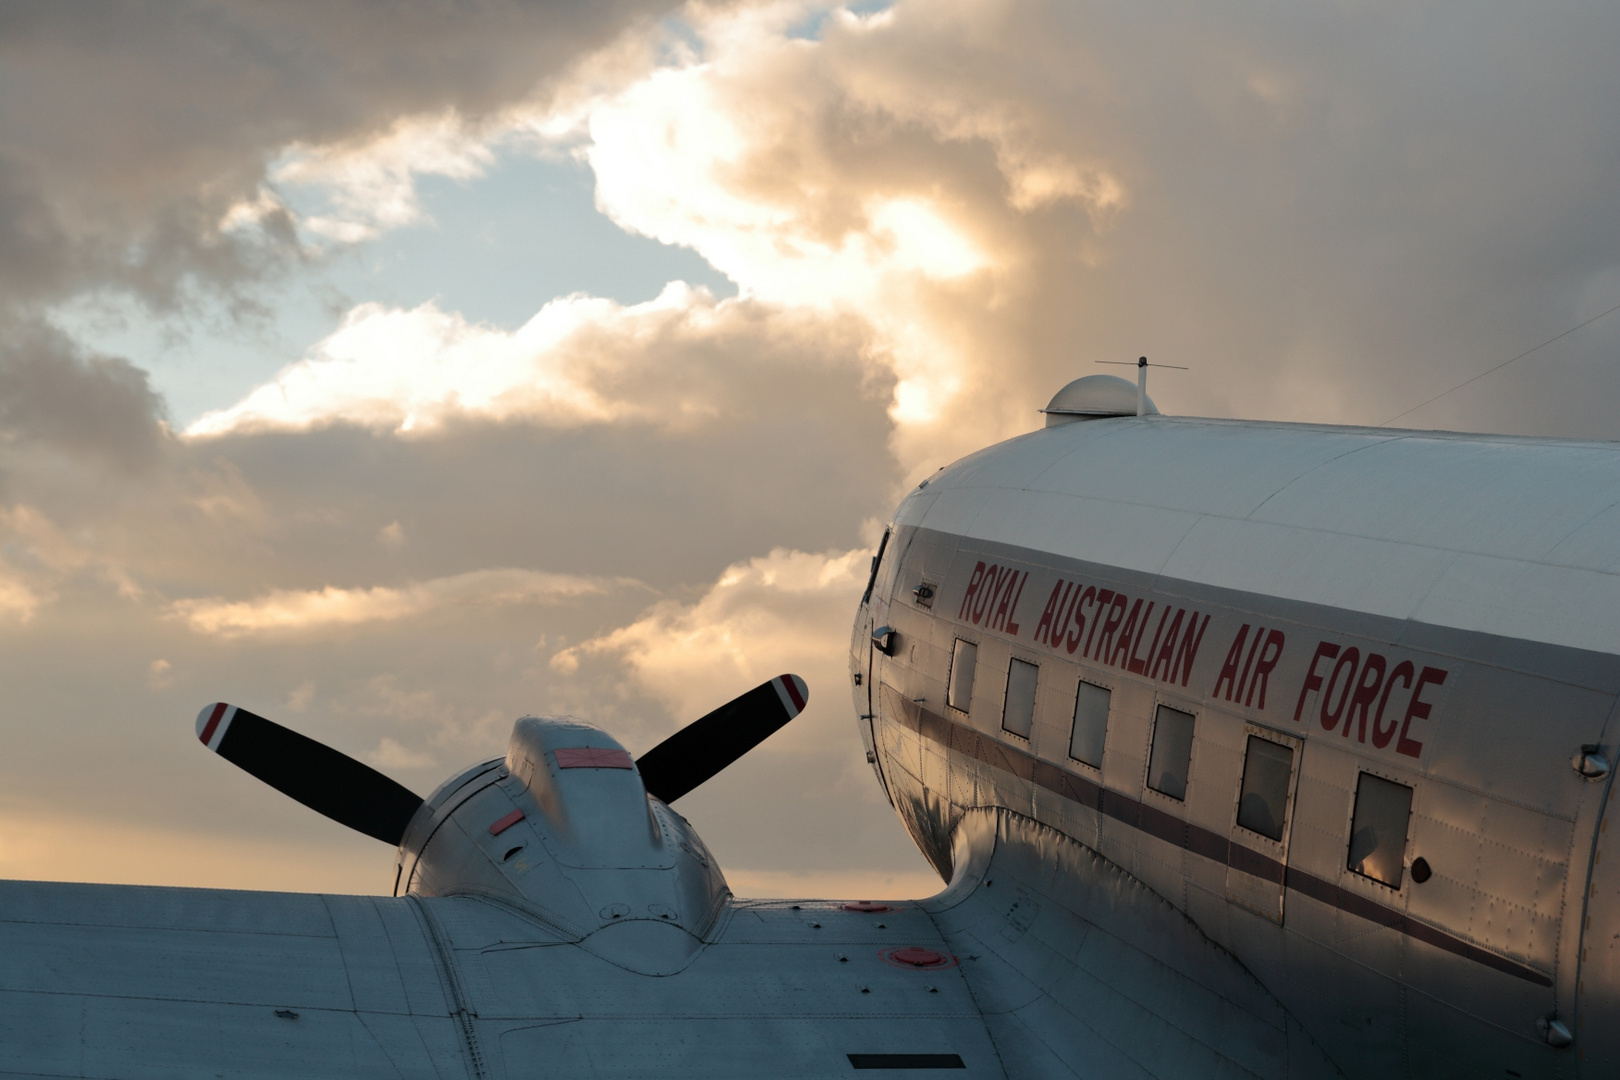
[
  {"left": 0, "top": 879, "right": 467, "bottom": 1078},
  {"left": 0, "top": 877, "right": 1002, "bottom": 1078},
  {"left": 0, "top": 810, "right": 1343, "bottom": 1079},
  {"left": 923, "top": 808, "right": 1344, "bottom": 1080}
]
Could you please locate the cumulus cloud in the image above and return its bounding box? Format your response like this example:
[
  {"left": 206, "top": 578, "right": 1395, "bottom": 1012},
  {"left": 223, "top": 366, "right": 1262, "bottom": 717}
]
[
  {"left": 0, "top": 504, "right": 145, "bottom": 622},
  {"left": 185, "top": 283, "right": 759, "bottom": 437},
  {"left": 0, "top": 322, "right": 167, "bottom": 469},
  {"left": 267, "top": 113, "right": 502, "bottom": 245},
  {"left": 0, "top": 1, "right": 680, "bottom": 309},
  {"left": 0, "top": 574, "right": 42, "bottom": 624},
  {"left": 147, "top": 0, "right": 1620, "bottom": 472},
  {"left": 532, "top": 0, "right": 1620, "bottom": 456},
  {"left": 0, "top": 0, "right": 684, "bottom": 473},
  {"left": 553, "top": 545, "right": 868, "bottom": 723},
  {"left": 172, "top": 568, "right": 630, "bottom": 637},
  {"left": 367, "top": 736, "right": 438, "bottom": 771},
  {"left": 182, "top": 297, "right": 617, "bottom": 437}
]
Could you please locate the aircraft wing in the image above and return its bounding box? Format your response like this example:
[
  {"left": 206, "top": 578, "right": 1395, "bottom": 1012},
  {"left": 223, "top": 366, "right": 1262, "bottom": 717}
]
[
  {"left": 0, "top": 812, "right": 1340, "bottom": 1079},
  {"left": 0, "top": 876, "right": 1001, "bottom": 1078}
]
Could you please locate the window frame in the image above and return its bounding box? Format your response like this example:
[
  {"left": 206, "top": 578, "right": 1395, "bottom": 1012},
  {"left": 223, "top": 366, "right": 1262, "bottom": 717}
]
[
  {"left": 1000, "top": 657, "right": 1039, "bottom": 740},
  {"left": 1144, "top": 700, "right": 1198, "bottom": 803},
  {"left": 1344, "top": 769, "right": 1416, "bottom": 891},
  {"left": 946, "top": 637, "right": 979, "bottom": 715},
  {"left": 1067, "top": 678, "right": 1112, "bottom": 771},
  {"left": 1232, "top": 729, "right": 1300, "bottom": 844}
]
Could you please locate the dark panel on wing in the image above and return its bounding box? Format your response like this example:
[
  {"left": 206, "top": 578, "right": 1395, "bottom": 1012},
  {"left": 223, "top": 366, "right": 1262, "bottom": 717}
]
[
  {"left": 848, "top": 1054, "right": 966, "bottom": 1069},
  {"left": 196, "top": 703, "right": 424, "bottom": 845},
  {"left": 636, "top": 674, "right": 808, "bottom": 804}
]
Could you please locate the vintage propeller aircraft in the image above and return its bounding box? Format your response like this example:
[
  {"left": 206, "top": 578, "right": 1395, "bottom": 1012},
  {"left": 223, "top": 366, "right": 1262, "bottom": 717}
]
[{"left": 4, "top": 372, "right": 1619, "bottom": 1078}]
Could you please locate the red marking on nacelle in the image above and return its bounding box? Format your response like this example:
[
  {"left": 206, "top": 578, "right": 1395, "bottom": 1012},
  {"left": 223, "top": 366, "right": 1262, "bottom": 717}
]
[
  {"left": 554, "top": 747, "right": 634, "bottom": 770},
  {"left": 489, "top": 809, "right": 525, "bottom": 836},
  {"left": 841, "top": 901, "right": 894, "bottom": 913},
  {"left": 881, "top": 946, "right": 956, "bottom": 969}
]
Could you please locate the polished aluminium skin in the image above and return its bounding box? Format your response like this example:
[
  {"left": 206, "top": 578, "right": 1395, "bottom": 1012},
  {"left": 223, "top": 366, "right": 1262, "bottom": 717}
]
[{"left": 852, "top": 379, "right": 1620, "bottom": 1077}]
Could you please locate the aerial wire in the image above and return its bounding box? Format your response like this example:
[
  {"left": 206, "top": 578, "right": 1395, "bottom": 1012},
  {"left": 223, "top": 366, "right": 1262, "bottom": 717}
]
[{"left": 1379, "top": 296, "right": 1620, "bottom": 427}]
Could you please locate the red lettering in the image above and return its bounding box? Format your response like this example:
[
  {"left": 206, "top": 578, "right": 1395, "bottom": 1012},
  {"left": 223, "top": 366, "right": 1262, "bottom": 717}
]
[
  {"left": 958, "top": 561, "right": 986, "bottom": 620},
  {"left": 1149, "top": 609, "right": 1184, "bottom": 682},
  {"left": 1033, "top": 580, "right": 1065, "bottom": 645},
  {"left": 1398, "top": 666, "right": 1446, "bottom": 758},
  {"left": 1320, "top": 647, "right": 1360, "bottom": 732},
  {"left": 1373, "top": 661, "right": 1413, "bottom": 748},
  {"left": 1093, "top": 593, "right": 1128, "bottom": 661},
  {"left": 1247, "top": 630, "right": 1285, "bottom": 708},
  {"left": 1173, "top": 612, "right": 1209, "bottom": 686},
  {"left": 1136, "top": 604, "right": 1169, "bottom": 675},
  {"left": 1212, "top": 625, "right": 1250, "bottom": 701},
  {"left": 1004, "top": 571, "right": 1028, "bottom": 635},
  {"left": 1344, "top": 653, "right": 1387, "bottom": 742},
  {"left": 1053, "top": 581, "right": 1074, "bottom": 634},
  {"left": 969, "top": 564, "right": 999, "bottom": 624},
  {"left": 1111, "top": 598, "right": 1145, "bottom": 669},
  {"left": 1293, "top": 641, "right": 1340, "bottom": 724},
  {"left": 1082, "top": 586, "right": 1108, "bottom": 654},
  {"left": 991, "top": 569, "right": 1018, "bottom": 630},
  {"left": 1066, "top": 586, "right": 1095, "bottom": 654},
  {"left": 1051, "top": 581, "right": 1076, "bottom": 644},
  {"left": 1234, "top": 625, "right": 1265, "bottom": 703},
  {"left": 1057, "top": 582, "right": 1083, "bottom": 651}
]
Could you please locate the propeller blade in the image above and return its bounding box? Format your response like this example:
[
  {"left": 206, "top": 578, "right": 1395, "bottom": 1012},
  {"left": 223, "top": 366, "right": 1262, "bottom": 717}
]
[
  {"left": 636, "top": 674, "right": 809, "bottom": 804},
  {"left": 195, "top": 702, "right": 425, "bottom": 845}
]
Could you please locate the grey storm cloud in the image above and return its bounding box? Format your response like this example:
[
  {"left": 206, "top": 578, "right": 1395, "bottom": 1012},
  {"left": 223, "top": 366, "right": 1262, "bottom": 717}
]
[
  {"left": 0, "top": 322, "right": 165, "bottom": 469},
  {"left": 0, "top": 0, "right": 676, "bottom": 310},
  {"left": 0, "top": 0, "right": 683, "bottom": 466}
]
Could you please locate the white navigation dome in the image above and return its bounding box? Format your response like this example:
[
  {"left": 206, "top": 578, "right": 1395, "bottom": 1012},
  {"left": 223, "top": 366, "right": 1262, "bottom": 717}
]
[{"left": 1042, "top": 374, "right": 1158, "bottom": 426}]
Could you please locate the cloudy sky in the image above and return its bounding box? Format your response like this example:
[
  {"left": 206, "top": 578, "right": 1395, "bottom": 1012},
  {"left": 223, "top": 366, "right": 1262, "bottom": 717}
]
[{"left": 0, "top": 0, "right": 1616, "bottom": 899}]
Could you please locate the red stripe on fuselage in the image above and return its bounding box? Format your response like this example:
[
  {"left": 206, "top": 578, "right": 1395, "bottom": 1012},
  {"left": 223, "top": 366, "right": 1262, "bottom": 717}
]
[{"left": 887, "top": 694, "right": 1552, "bottom": 988}]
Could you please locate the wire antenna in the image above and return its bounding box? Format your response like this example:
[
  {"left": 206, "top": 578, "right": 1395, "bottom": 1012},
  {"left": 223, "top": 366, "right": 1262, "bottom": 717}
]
[
  {"left": 1097, "top": 356, "right": 1188, "bottom": 416},
  {"left": 1379, "top": 297, "right": 1620, "bottom": 428}
]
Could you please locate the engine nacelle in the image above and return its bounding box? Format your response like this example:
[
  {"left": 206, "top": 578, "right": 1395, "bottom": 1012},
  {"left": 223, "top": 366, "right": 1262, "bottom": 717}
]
[{"left": 395, "top": 716, "right": 730, "bottom": 974}]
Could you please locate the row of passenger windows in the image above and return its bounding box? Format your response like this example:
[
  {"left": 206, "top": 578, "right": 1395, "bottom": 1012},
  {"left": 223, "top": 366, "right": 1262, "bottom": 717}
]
[{"left": 947, "top": 638, "right": 1417, "bottom": 890}]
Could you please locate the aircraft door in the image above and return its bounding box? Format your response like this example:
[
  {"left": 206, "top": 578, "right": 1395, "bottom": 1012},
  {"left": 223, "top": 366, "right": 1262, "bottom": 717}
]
[{"left": 1226, "top": 725, "right": 1303, "bottom": 925}]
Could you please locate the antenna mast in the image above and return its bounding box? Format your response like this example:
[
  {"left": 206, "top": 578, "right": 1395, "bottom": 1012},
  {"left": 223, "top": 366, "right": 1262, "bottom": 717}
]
[{"left": 1096, "top": 356, "right": 1188, "bottom": 416}]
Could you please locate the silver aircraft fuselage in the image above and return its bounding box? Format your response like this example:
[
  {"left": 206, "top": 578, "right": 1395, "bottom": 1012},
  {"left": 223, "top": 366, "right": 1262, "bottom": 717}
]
[{"left": 851, "top": 414, "right": 1620, "bottom": 1077}]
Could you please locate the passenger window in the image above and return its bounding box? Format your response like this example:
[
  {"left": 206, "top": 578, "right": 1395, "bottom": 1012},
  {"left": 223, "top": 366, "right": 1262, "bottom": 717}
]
[
  {"left": 1236, "top": 736, "right": 1294, "bottom": 841},
  {"left": 1002, "top": 659, "right": 1038, "bottom": 738},
  {"left": 1147, "top": 705, "right": 1196, "bottom": 800},
  {"left": 947, "top": 639, "right": 978, "bottom": 713},
  {"left": 1347, "top": 773, "right": 1414, "bottom": 888},
  {"left": 1069, "top": 681, "right": 1110, "bottom": 767}
]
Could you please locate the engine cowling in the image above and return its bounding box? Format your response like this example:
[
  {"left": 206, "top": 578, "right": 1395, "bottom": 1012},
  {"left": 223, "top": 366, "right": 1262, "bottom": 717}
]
[{"left": 396, "top": 715, "right": 730, "bottom": 974}]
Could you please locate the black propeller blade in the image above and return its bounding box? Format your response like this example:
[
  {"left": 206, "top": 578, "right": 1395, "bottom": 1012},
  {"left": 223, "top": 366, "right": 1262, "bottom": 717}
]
[
  {"left": 195, "top": 703, "right": 425, "bottom": 845},
  {"left": 636, "top": 674, "right": 809, "bottom": 804}
]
